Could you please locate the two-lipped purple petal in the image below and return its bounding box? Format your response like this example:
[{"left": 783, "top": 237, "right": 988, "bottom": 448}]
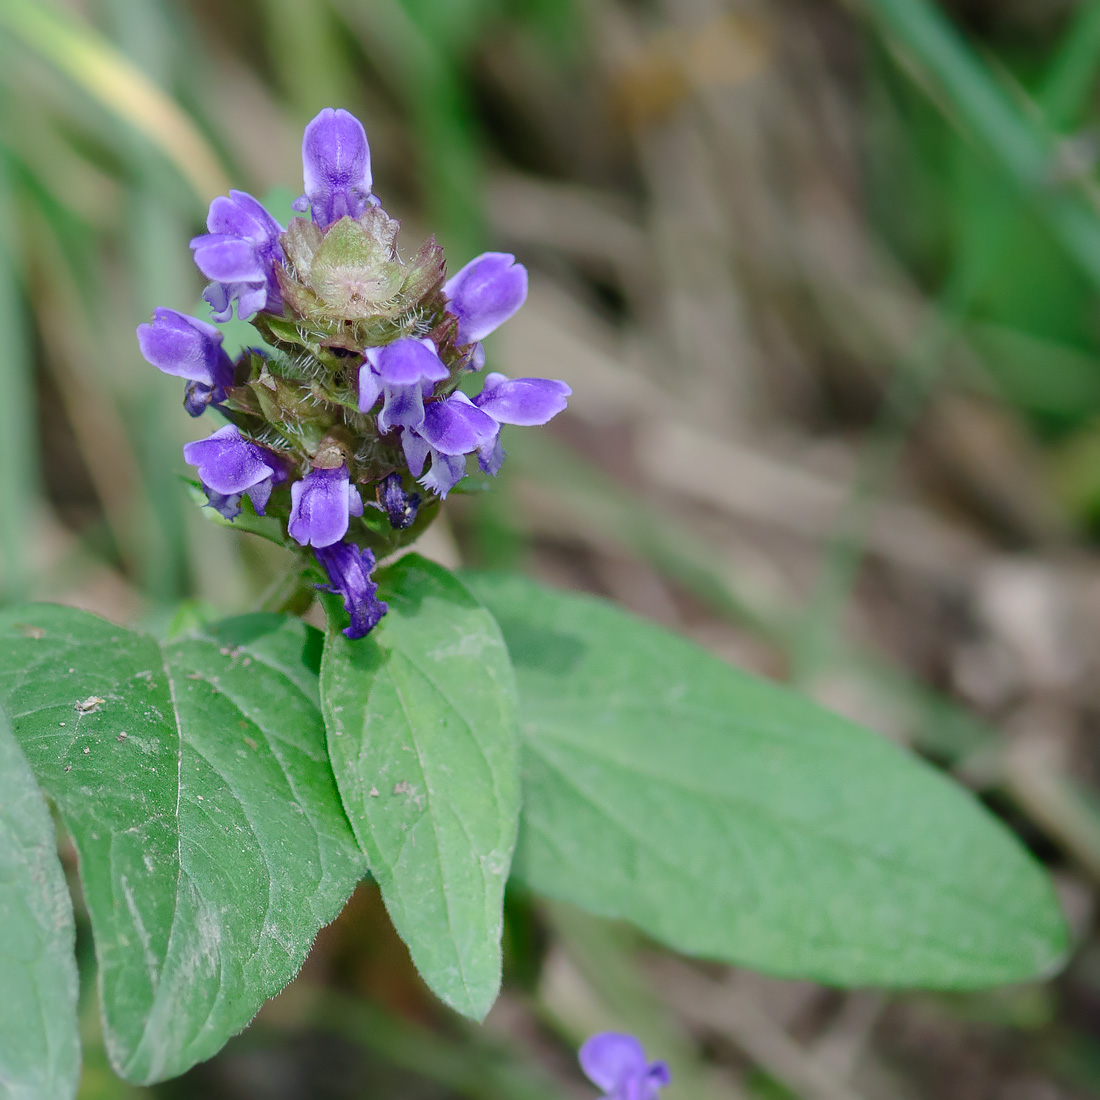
[
  {"left": 136, "top": 308, "right": 234, "bottom": 387},
  {"left": 192, "top": 237, "right": 265, "bottom": 283},
  {"left": 361, "top": 338, "right": 449, "bottom": 433},
  {"left": 418, "top": 454, "right": 468, "bottom": 498},
  {"left": 207, "top": 190, "right": 281, "bottom": 240},
  {"left": 474, "top": 373, "right": 571, "bottom": 426},
  {"left": 288, "top": 466, "right": 364, "bottom": 548},
  {"left": 400, "top": 392, "right": 499, "bottom": 498},
  {"left": 470, "top": 372, "right": 571, "bottom": 475},
  {"left": 182, "top": 424, "right": 284, "bottom": 519},
  {"left": 296, "top": 108, "right": 375, "bottom": 227},
  {"left": 401, "top": 431, "right": 431, "bottom": 480},
  {"left": 190, "top": 190, "right": 284, "bottom": 322},
  {"left": 139, "top": 305, "right": 234, "bottom": 415},
  {"left": 420, "top": 392, "right": 498, "bottom": 454},
  {"left": 314, "top": 541, "right": 388, "bottom": 639},
  {"left": 579, "top": 1033, "right": 671, "bottom": 1100},
  {"left": 443, "top": 252, "right": 528, "bottom": 346}
]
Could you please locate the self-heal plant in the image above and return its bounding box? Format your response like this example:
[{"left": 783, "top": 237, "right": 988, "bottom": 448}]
[
  {"left": 138, "top": 105, "right": 569, "bottom": 637},
  {"left": 0, "top": 107, "right": 1071, "bottom": 1099}
]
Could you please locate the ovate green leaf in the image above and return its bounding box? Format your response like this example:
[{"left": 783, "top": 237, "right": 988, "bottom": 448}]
[
  {"left": 0, "top": 608, "right": 366, "bottom": 1085},
  {"left": 0, "top": 703, "right": 80, "bottom": 1100},
  {"left": 465, "top": 573, "right": 1068, "bottom": 989},
  {"left": 320, "top": 556, "right": 520, "bottom": 1019}
]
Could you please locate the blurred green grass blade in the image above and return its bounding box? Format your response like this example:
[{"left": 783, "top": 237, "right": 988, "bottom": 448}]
[
  {"left": 108, "top": 0, "right": 213, "bottom": 604},
  {"left": 1039, "top": 0, "right": 1100, "bottom": 128},
  {"left": 0, "top": 144, "right": 35, "bottom": 601},
  {"left": 791, "top": 275, "right": 973, "bottom": 687},
  {"left": 261, "top": 0, "right": 356, "bottom": 113},
  {"left": 0, "top": 0, "right": 227, "bottom": 203},
  {"left": 855, "top": 0, "right": 1050, "bottom": 177},
  {"left": 854, "top": 0, "right": 1100, "bottom": 291},
  {"left": 805, "top": 0, "right": 1100, "bottom": 690},
  {"left": 332, "top": 0, "right": 487, "bottom": 256}
]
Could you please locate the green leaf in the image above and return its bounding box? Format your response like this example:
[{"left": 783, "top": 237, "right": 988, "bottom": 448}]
[
  {"left": 320, "top": 556, "right": 520, "bottom": 1019},
  {"left": 0, "top": 608, "right": 366, "bottom": 1085},
  {"left": 0, "top": 702, "right": 81, "bottom": 1100},
  {"left": 464, "top": 573, "right": 1069, "bottom": 989}
]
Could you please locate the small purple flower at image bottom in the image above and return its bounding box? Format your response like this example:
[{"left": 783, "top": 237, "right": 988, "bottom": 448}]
[
  {"left": 579, "top": 1033, "right": 671, "bottom": 1100},
  {"left": 314, "top": 541, "right": 387, "bottom": 639}
]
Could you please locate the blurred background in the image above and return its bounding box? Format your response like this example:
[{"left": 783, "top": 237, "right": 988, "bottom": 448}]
[{"left": 4, "top": 0, "right": 1100, "bottom": 1096}]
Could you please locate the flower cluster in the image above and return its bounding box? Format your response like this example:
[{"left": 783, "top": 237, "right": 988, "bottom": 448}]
[{"left": 137, "top": 108, "right": 569, "bottom": 637}]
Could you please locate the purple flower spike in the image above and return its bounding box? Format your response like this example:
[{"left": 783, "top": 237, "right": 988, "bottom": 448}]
[
  {"left": 137, "top": 308, "right": 234, "bottom": 389},
  {"left": 288, "top": 465, "right": 364, "bottom": 548},
  {"left": 579, "top": 1033, "right": 670, "bottom": 1100},
  {"left": 190, "top": 190, "right": 284, "bottom": 322},
  {"left": 182, "top": 424, "right": 284, "bottom": 519},
  {"left": 471, "top": 372, "right": 571, "bottom": 475},
  {"left": 443, "top": 252, "right": 528, "bottom": 346},
  {"left": 362, "top": 337, "right": 449, "bottom": 433},
  {"left": 314, "top": 541, "right": 388, "bottom": 639},
  {"left": 296, "top": 108, "right": 375, "bottom": 227}
]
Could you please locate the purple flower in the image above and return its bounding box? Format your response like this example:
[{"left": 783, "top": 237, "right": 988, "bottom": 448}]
[
  {"left": 359, "top": 337, "right": 449, "bottom": 433},
  {"left": 376, "top": 473, "right": 420, "bottom": 530},
  {"left": 294, "top": 108, "right": 376, "bottom": 228},
  {"left": 288, "top": 465, "right": 364, "bottom": 548},
  {"left": 190, "top": 190, "right": 284, "bottom": 322},
  {"left": 401, "top": 392, "right": 499, "bottom": 498},
  {"left": 137, "top": 308, "right": 235, "bottom": 416},
  {"left": 443, "top": 252, "right": 527, "bottom": 348},
  {"left": 472, "top": 372, "right": 571, "bottom": 475},
  {"left": 579, "top": 1033, "right": 670, "bottom": 1100},
  {"left": 182, "top": 424, "right": 285, "bottom": 520},
  {"left": 314, "top": 541, "right": 388, "bottom": 639}
]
